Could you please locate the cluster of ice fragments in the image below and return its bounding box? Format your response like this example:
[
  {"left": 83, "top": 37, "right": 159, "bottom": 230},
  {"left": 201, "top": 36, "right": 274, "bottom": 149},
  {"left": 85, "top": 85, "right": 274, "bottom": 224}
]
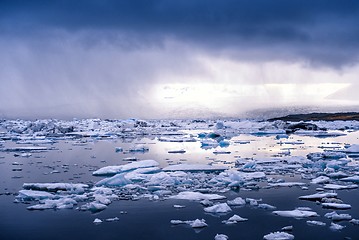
[{"left": 3, "top": 117, "right": 359, "bottom": 239}]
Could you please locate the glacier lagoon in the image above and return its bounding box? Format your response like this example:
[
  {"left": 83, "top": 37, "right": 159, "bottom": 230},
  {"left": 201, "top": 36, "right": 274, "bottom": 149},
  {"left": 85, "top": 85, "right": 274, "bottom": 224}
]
[{"left": 0, "top": 118, "right": 359, "bottom": 239}]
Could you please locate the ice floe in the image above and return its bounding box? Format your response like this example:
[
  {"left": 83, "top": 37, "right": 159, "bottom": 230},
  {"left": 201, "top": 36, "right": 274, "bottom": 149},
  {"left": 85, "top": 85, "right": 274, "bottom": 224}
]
[
  {"left": 214, "top": 234, "right": 228, "bottom": 240},
  {"left": 170, "top": 219, "right": 208, "bottom": 228},
  {"left": 273, "top": 209, "right": 319, "bottom": 218},
  {"left": 263, "top": 231, "right": 294, "bottom": 240},
  {"left": 222, "top": 214, "right": 248, "bottom": 224},
  {"left": 93, "top": 160, "right": 160, "bottom": 176},
  {"left": 170, "top": 191, "right": 226, "bottom": 201},
  {"left": 204, "top": 203, "right": 232, "bottom": 214},
  {"left": 322, "top": 203, "right": 351, "bottom": 209}
]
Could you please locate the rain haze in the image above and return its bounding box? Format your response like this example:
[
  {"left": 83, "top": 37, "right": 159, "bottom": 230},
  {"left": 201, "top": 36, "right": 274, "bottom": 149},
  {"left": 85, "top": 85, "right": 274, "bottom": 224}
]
[{"left": 1, "top": 0, "right": 359, "bottom": 119}]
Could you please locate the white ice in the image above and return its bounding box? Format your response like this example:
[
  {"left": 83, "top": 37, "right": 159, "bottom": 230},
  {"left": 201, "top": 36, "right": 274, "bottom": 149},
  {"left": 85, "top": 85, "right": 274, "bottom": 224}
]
[
  {"left": 93, "top": 160, "right": 159, "bottom": 176},
  {"left": 170, "top": 191, "right": 226, "bottom": 201},
  {"left": 204, "top": 203, "right": 232, "bottom": 214},
  {"left": 273, "top": 209, "right": 319, "bottom": 218},
  {"left": 263, "top": 231, "right": 294, "bottom": 240}
]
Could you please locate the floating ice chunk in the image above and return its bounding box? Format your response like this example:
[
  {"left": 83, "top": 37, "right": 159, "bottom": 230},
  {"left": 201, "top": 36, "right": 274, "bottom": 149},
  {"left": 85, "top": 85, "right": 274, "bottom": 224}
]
[
  {"left": 146, "top": 171, "right": 178, "bottom": 186},
  {"left": 20, "top": 153, "right": 32, "bottom": 158},
  {"left": 323, "top": 184, "right": 358, "bottom": 190},
  {"left": 227, "top": 197, "right": 246, "bottom": 206},
  {"left": 27, "top": 197, "right": 77, "bottom": 210},
  {"left": 263, "top": 231, "right": 294, "bottom": 240},
  {"left": 23, "top": 183, "right": 89, "bottom": 193},
  {"left": 330, "top": 222, "right": 345, "bottom": 231},
  {"left": 246, "top": 198, "right": 260, "bottom": 206},
  {"left": 281, "top": 226, "right": 293, "bottom": 231},
  {"left": 94, "top": 194, "right": 112, "bottom": 205},
  {"left": 17, "top": 190, "right": 55, "bottom": 201},
  {"left": 299, "top": 192, "right": 338, "bottom": 200},
  {"left": 201, "top": 139, "right": 219, "bottom": 149},
  {"left": 201, "top": 199, "right": 213, "bottom": 206},
  {"left": 342, "top": 144, "right": 359, "bottom": 153},
  {"left": 170, "top": 191, "right": 226, "bottom": 201},
  {"left": 163, "top": 164, "right": 227, "bottom": 172},
  {"left": 95, "top": 173, "right": 132, "bottom": 187},
  {"left": 215, "top": 234, "right": 228, "bottom": 240},
  {"left": 273, "top": 209, "right": 319, "bottom": 218},
  {"left": 340, "top": 175, "right": 359, "bottom": 183},
  {"left": 93, "top": 160, "right": 159, "bottom": 176},
  {"left": 105, "top": 217, "right": 119, "bottom": 222},
  {"left": 327, "top": 171, "right": 349, "bottom": 179},
  {"left": 204, "top": 203, "right": 232, "bottom": 214},
  {"left": 310, "top": 176, "right": 330, "bottom": 184},
  {"left": 349, "top": 219, "right": 359, "bottom": 225},
  {"left": 171, "top": 219, "right": 207, "bottom": 228},
  {"left": 307, "top": 220, "right": 326, "bottom": 226},
  {"left": 93, "top": 218, "right": 102, "bottom": 224},
  {"left": 79, "top": 202, "right": 107, "bottom": 213},
  {"left": 129, "top": 144, "right": 149, "bottom": 152},
  {"left": 190, "top": 219, "right": 208, "bottom": 228},
  {"left": 173, "top": 205, "right": 185, "bottom": 208},
  {"left": 324, "top": 211, "right": 352, "bottom": 221},
  {"left": 258, "top": 204, "right": 277, "bottom": 210},
  {"left": 222, "top": 214, "right": 248, "bottom": 224},
  {"left": 268, "top": 182, "right": 306, "bottom": 187},
  {"left": 241, "top": 161, "right": 256, "bottom": 170},
  {"left": 322, "top": 203, "right": 351, "bottom": 209}
]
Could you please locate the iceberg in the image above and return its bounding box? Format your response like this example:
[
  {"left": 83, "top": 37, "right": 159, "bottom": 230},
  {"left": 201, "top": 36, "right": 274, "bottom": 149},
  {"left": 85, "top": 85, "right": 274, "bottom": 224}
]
[
  {"left": 340, "top": 175, "right": 359, "bottom": 183},
  {"left": 310, "top": 176, "right": 330, "bottom": 184},
  {"left": 170, "top": 191, "right": 226, "bottom": 201},
  {"left": 16, "top": 190, "right": 55, "bottom": 201},
  {"left": 204, "top": 203, "right": 232, "bottom": 214},
  {"left": 222, "top": 214, "right": 247, "bottom": 224},
  {"left": 93, "top": 218, "right": 102, "bottom": 224},
  {"left": 324, "top": 211, "right": 352, "bottom": 221},
  {"left": 79, "top": 202, "right": 107, "bottom": 213},
  {"left": 215, "top": 234, "right": 228, "bottom": 240},
  {"left": 299, "top": 192, "right": 338, "bottom": 200},
  {"left": 323, "top": 184, "right": 358, "bottom": 190},
  {"left": 27, "top": 198, "right": 77, "bottom": 210},
  {"left": 95, "top": 173, "right": 132, "bottom": 187},
  {"left": 23, "top": 183, "right": 89, "bottom": 193},
  {"left": 93, "top": 160, "right": 159, "bottom": 176},
  {"left": 330, "top": 222, "right": 345, "bottom": 231},
  {"left": 322, "top": 203, "right": 351, "bottom": 209},
  {"left": 263, "top": 231, "right": 294, "bottom": 240},
  {"left": 170, "top": 219, "right": 207, "bottom": 228},
  {"left": 306, "top": 220, "right": 326, "bottom": 226},
  {"left": 227, "top": 197, "right": 246, "bottom": 206},
  {"left": 273, "top": 209, "right": 319, "bottom": 218}
]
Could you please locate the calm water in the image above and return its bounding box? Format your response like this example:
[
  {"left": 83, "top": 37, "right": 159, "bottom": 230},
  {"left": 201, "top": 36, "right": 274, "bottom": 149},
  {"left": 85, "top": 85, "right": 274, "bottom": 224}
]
[{"left": 0, "top": 131, "right": 358, "bottom": 239}]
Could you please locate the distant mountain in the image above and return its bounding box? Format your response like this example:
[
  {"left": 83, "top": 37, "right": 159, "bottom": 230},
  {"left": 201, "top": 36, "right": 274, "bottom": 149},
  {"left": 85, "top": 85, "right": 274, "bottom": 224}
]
[{"left": 268, "top": 112, "right": 359, "bottom": 122}]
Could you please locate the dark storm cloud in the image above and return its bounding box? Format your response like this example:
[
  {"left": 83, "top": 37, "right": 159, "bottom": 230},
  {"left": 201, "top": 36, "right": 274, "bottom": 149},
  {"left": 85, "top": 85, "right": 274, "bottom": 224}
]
[{"left": 1, "top": 0, "right": 359, "bottom": 66}]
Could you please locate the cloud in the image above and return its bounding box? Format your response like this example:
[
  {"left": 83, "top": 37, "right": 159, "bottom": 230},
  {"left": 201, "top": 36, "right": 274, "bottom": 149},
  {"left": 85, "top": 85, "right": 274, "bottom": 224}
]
[
  {"left": 1, "top": 1, "right": 359, "bottom": 119},
  {"left": 1, "top": 0, "right": 359, "bottom": 66}
]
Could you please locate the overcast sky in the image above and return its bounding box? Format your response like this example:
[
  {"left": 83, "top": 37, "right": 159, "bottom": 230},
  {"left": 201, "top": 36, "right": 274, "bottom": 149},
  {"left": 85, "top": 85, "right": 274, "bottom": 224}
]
[{"left": 1, "top": 0, "right": 359, "bottom": 119}]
